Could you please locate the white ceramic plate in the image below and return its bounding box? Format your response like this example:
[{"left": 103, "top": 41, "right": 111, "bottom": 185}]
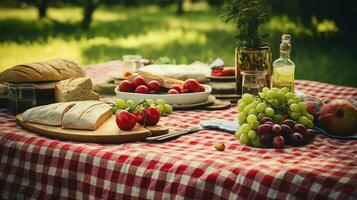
[{"left": 115, "top": 84, "right": 212, "bottom": 105}]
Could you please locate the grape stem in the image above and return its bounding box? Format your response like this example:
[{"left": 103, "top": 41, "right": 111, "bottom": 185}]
[
  {"left": 128, "top": 99, "right": 149, "bottom": 113},
  {"left": 257, "top": 94, "right": 287, "bottom": 115}
]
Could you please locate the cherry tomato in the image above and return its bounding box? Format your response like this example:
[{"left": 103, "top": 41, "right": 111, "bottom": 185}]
[
  {"left": 118, "top": 80, "right": 133, "bottom": 92},
  {"left": 183, "top": 79, "right": 201, "bottom": 93},
  {"left": 132, "top": 76, "right": 147, "bottom": 88},
  {"left": 145, "top": 107, "right": 160, "bottom": 126},
  {"left": 136, "top": 107, "right": 160, "bottom": 126},
  {"left": 148, "top": 81, "right": 161, "bottom": 93},
  {"left": 116, "top": 110, "right": 137, "bottom": 131},
  {"left": 135, "top": 110, "right": 146, "bottom": 125},
  {"left": 170, "top": 85, "right": 182, "bottom": 93}
]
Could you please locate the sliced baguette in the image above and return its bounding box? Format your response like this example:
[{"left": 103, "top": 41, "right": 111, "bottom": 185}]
[
  {"left": 23, "top": 102, "right": 76, "bottom": 126},
  {"left": 62, "top": 101, "right": 112, "bottom": 131}
]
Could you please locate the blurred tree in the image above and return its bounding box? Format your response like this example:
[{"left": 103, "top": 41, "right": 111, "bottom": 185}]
[
  {"left": 82, "top": 0, "right": 101, "bottom": 29},
  {"left": 208, "top": 0, "right": 222, "bottom": 8},
  {"left": 269, "top": 0, "right": 357, "bottom": 38},
  {"left": 23, "top": 0, "right": 49, "bottom": 18},
  {"left": 177, "top": 0, "right": 184, "bottom": 15},
  {"left": 38, "top": 0, "right": 48, "bottom": 18}
]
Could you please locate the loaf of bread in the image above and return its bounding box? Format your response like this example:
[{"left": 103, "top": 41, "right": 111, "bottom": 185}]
[
  {"left": 23, "top": 101, "right": 112, "bottom": 130},
  {"left": 55, "top": 77, "right": 99, "bottom": 102},
  {"left": 23, "top": 102, "right": 76, "bottom": 126},
  {"left": 62, "top": 101, "right": 112, "bottom": 130},
  {"left": 0, "top": 59, "right": 85, "bottom": 83},
  {"left": 131, "top": 72, "right": 184, "bottom": 88}
]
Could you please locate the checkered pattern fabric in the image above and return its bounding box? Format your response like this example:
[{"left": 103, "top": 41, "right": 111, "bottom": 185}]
[{"left": 1, "top": 63, "right": 357, "bottom": 199}]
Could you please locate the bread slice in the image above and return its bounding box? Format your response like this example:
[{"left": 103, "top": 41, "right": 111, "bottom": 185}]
[
  {"left": 55, "top": 77, "right": 100, "bottom": 102},
  {"left": 62, "top": 101, "right": 112, "bottom": 130},
  {"left": 23, "top": 102, "right": 76, "bottom": 126},
  {"left": 0, "top": 58, "right": 85, "bottom": 83},
  {"left": 130, "top": 72, "right": 184, "bottom": 89}
]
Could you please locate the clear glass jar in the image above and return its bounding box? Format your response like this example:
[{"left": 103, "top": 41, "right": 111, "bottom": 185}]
[
  {"left": 122, "top": 55, "right": 143, "bottom": 72},
  {"left": 241, "top": 71, "right": 268, "bottom": 95},
  {"left": 7, "top": 83, "right": 36, "bottom": 114},
  {"left": 235, "top": 45, "right": 272, "bottom": 94}
]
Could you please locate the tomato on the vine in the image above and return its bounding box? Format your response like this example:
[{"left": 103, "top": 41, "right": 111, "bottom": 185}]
[
  {"left": 116, "top": 110, "right": 137, "bottom": 131},
  {"left": 136, "top": 107, "right": 160, "bottom": 126}
]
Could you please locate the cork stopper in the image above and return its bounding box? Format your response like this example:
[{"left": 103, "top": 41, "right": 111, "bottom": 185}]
[{"left": 280, "top": 34, "right": 291, "bottom": 52}]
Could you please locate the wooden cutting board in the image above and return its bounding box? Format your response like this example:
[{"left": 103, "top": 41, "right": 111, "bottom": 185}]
[{"left": 16, "top": 114, "right": 168, "bottom": 143}]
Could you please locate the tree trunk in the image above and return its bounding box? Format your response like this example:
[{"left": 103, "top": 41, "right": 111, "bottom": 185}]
[
  {"left": 177, "top": 0, "right": 184, "bottom": 15},
  {"left": 38, "top": 0, "right": 48, "bottom": 19},
  {"left": 82, "top": 0, "right": 97, "bottom": 29}
]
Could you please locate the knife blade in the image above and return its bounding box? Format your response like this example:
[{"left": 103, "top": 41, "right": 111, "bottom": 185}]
[{"left": 145, "top": 119, "right": 239, "bottom": 142}]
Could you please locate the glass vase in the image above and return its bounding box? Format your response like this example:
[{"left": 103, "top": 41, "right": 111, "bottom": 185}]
[{"left": 235, "top": 45, "right": 272, "bottom": 94}]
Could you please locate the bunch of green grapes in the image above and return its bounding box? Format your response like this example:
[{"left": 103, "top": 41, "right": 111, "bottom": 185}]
[
  {"left": 236, "top": 93, "right": 262, "bottom": 147},
  {"left": 258, "top": 87, "right": 314, "bottom": 128},
  {"left": 236, "top": 87, "right": 315, "bottom": 147},
  {"left": 112, "top": 98, "right": 173, "bottom": 116}
]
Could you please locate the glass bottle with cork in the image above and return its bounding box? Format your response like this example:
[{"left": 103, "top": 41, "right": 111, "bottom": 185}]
[{"left": 272, "top": 34, "right": 295, "bottom": 92}]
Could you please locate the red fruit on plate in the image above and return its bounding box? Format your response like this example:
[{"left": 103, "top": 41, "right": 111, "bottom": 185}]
[
  {"left": 145, "top": 107, "right": 160, "bottom": 126},
  {"left": 199, "top": 85, "right": 204, "bottom": 92},
  {"left": 167, "top": 89, "right": 179, "bottom": 94},
  {"left": 149, "top": 90, "right": 157, "bottom": 94},
  {"left": 170, "top": 85, "right": 182, "bottom": 93},
  {"left": 220, "top": 68, "right": 235, "bottom": 76},
  {"left": 135, "top": 85, "right": 149, "bottom": 94},
  {"left": 132, "top": 76, "right": 147, "bottom": 88},
  {"left": 116, "top": 110, "right": 137, "bottom": 131},
  {"left": 136, "top": 107, "right": 160, "bottom": 126},
  {"left": 118, "top": 80, "right": 133, "bottom": 92},
  {"left": 183, "top": 79, "right": 201, "bottom": 93},
  {"left": 182, "top": 88, "right": 191, "bottom": 93},
  {"left": 135, "top": 110, "right": 146, "bottom": 125},
  {"left": 148, "top": 81, "right": 161, "bottom": 93},
  {"left": 319, "top": 99, "right": 357, "bottom": 136}
]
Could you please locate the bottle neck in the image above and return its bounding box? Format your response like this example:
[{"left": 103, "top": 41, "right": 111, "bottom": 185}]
[{"left": 280, "top": 50, "right": 290, "bottom": 59}]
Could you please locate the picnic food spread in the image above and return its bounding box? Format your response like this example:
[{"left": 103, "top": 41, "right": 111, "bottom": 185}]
[{"left": 1, "top": 58, "right": 357, "bottom": 200}]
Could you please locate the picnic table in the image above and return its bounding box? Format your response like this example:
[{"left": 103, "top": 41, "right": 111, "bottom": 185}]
[{"left": 1, "top": 62, "right": 357, "bottom": 199}]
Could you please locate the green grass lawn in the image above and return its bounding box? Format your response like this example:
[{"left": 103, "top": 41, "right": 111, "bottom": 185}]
[{"left": 0, "top": 4, "right": 356, "bottom": 87}]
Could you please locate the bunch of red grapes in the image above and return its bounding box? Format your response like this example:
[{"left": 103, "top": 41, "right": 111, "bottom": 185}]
[{"left": 258, "top": 117, "right": 316, "bottom": 148}]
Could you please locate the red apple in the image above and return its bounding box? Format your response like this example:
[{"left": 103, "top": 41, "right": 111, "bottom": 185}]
[
  {"left": 319, "top": 99, "right": 357, "bottom": 136},
  {"left": 170, "top": 85, "right": 182, "bottom": 93},
  {"left": 135, "top": 85, "right": 149, "bottom": 94},
  {"left": 167, "top": 89, "right": 179, "bottom": 94},
  {"left": 148, "top": 80, "right": 161, "bottom": 93},
  {"left": 132, "top": 76, "right": 147, "bottom": 88},
  {"left": 118, "top": 80, "right": 133, "bottom": 92},
  {"left": 183, "top": 79, "right": 201, "bottom": 93}
]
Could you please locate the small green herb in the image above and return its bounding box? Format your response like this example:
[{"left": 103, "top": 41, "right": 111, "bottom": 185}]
[{"left": 222, "top": 0, "right": 268, "bottom": 48}]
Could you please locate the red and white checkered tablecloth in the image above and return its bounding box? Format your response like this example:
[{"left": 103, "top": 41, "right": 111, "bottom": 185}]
[{"left": 1, "top": 63, "right": 357, "bottom": 199}]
